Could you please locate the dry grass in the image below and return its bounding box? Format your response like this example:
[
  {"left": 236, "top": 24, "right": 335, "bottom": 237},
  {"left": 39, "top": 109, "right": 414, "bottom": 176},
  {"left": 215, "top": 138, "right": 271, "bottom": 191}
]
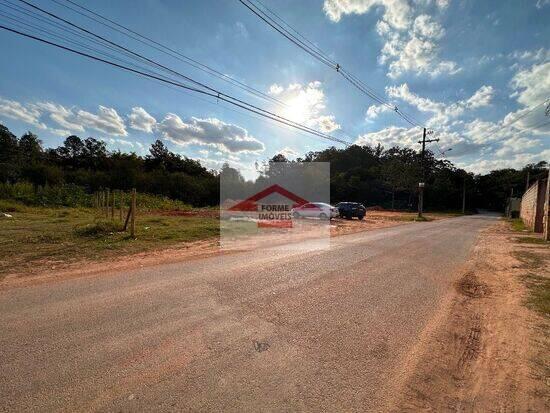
[{"left": 0, "top": 204, "right": 219, "bottom": 279}]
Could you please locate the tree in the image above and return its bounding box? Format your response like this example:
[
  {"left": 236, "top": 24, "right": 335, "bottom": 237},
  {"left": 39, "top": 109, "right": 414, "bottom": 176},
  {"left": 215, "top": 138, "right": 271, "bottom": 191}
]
[
  {"left": 56, "top": 135, "right": 85, "bottom": 169},
  {"left": 0, "top": 125, "right": 20, "bottom": 182},
  {"left": 19, "top": 132, "right": 43, "bottom": 162}
]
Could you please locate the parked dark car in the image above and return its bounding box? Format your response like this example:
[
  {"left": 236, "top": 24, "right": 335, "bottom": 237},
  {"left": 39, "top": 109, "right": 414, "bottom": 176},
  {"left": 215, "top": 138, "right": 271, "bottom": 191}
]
[{"left": 335, "top": 202, "right": 366, "bottom": 220}]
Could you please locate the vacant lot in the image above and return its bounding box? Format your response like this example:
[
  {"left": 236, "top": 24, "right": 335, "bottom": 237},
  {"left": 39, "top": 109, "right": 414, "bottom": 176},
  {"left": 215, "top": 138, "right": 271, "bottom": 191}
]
[
  {"left": 0, "top": 201, "right": 461, "bottom": 284},
  {"left": 0, "top": 203, "right": 219, "bottom": 281}
]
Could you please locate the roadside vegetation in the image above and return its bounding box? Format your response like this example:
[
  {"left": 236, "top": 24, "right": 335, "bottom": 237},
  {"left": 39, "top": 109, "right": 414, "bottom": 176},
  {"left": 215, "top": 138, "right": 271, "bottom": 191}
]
[
  {"left": 1, "top": 121, "right": 548, "bottom": 280},
  {"left": 0, "top": 199, "right": 218, "bottom": 279},
  {"left": 510, "top": 220, "right": 550, "bottom": 317},
  {"left": 3, "top": 123, "right": 547, "bottom": 212}
]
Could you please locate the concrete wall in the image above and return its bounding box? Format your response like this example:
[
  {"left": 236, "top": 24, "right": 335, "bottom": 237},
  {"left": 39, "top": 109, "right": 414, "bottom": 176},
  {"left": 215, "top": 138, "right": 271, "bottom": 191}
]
[
  {"left": 521, "top": 181, "right": 539, "bottom": 231},
  {"left": 521, "top": 178, "right": 548, "bottom": 233}
]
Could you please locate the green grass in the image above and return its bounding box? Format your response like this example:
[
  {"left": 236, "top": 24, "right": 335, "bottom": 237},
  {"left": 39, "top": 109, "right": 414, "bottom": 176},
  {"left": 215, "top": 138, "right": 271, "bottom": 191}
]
[
  {"left": 512, "top": 234, "right": 549, "bottom": 317},
  {"left": 515, "top": 237, "right": 550, "bottom": 245},
  {"left": 509, "top": 218, "right": 527, "bottom": 232},
  {"left": 0, "top": 203, "right": 219, "bottom": 278},
  {"left": 514, "top": 250, "right": 546, "bottom": 269},
  {"left": 0, "top": 182, "right": 195, "bottom": 211},
  {"left": 522, "top": 273, "right": 550, "bottom": 317}
]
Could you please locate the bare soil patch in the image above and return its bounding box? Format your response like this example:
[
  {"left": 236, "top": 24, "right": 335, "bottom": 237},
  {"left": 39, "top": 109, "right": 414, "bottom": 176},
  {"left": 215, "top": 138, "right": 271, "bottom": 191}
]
[{"left": 392, "top": 220, "right": 549, "bottom": 412}]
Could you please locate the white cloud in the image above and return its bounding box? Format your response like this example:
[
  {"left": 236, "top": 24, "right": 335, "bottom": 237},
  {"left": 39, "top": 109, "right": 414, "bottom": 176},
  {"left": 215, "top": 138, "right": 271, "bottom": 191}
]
[
  {"left": 324, "top": 0, "right": 412, "bottom": 29},
  {"left": 76, "top": 106, "right": 127, "bottom": 136},
  {"left": 128, "top": 107, "right": 157, "bottom": 133},
  {"left": 365, "top": 103, "right": 393, "bottom": 119},
  {"left": 277, "top": 146, "right": 300, "bottom": 158},
  {"left": 507, "top": 48, "right": 550, "bottom": 64},
  {"left": 458, "top": 149, "right": 550, "bottom": 174},
  {"left": 235, "top": 21, "right": 249, "bottom": 38},
  {"left": 355, "top": 125, "right": 420, "bottom": 148},
  {"left": 382, "top": 30, "right": 460, "bottom": 79},
  {"left": 268, "top": 81, "right": 341, "bottom": 132},
  {"left": 157, "top": 115, "right": 265, "bottom": 154},
  {"left": 412, "top": 14, "right": 444, "bottom": 40},
  {"left": 324, "top": 0, "right": 458, "bottom": 78},
  {"left": 355, "top": 124, "right": 472, "bottom": 155},
  {"left": 0, "top": 97, "right": 46, "bottom": 129},
  {"left": 466, "top": 85, "right": 494, "bottom": 109},
  {"left": 316, "top": 115, "right": 341, "bottom": 132},
  {"left": 35, "top": 101, "right": 127, "bottom": 136},
  {"left": 386, "top": 83, "right": 494, "bottom": 127},
  {"left": 269, "top": 84, "right": 284, "bottom": 95},
  {"left": 34, "top": 102, "right": 85, "bottom": 132},
  {"left": 510, "top": 62, "right": 550, "bottom": 107}
]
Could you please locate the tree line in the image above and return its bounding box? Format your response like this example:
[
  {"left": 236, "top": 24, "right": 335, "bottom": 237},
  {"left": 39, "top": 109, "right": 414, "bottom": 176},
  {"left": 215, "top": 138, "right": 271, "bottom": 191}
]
[{"left": 0, "top": 123, "right": 547, "bottom": 210}]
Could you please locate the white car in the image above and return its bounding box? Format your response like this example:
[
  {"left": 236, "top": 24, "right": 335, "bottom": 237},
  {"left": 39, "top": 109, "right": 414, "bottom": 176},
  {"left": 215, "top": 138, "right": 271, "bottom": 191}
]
[{"left": 291, "top": 202, "right": 339, "bottom": 220}]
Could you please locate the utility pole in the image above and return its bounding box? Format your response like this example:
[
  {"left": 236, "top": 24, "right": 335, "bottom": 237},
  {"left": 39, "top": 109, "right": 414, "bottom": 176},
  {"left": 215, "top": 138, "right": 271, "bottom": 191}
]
[
  {"left": 417, "top": 128, "right": 439, "bottom": 219},
  {"left": 525, "top": 171, "right": 530, "bottom": 193}
]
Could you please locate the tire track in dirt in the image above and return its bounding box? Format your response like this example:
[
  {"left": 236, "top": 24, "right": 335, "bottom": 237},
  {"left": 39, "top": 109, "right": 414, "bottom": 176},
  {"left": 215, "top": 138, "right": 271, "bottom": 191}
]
[{"left": 391, "top": 222, "right": 548, "bottom": 412}]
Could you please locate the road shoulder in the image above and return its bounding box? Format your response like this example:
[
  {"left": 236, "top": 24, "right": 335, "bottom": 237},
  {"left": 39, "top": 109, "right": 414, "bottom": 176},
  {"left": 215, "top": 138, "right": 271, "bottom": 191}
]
[
  {"left": 392, "top": 220, "right": 549, "bottom": 411},
  {"left": 2, "top": 211, "right": 446, "bottom": 289}
]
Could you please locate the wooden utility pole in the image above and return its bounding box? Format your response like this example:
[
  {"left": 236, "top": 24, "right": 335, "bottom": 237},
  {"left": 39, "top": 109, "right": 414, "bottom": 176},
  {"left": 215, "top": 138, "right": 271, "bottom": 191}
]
[
  {"left": 417, "top": 128, "right": 439, "bottom": 219},
  {"left": 130, "top": 188, "right": 136, "bottom": 238}
]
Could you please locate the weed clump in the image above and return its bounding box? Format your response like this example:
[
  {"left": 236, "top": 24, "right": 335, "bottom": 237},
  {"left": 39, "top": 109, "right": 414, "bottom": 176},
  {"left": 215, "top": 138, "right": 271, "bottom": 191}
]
[{"left": 74, "top": 221, "right": 121, "bottom": 237}]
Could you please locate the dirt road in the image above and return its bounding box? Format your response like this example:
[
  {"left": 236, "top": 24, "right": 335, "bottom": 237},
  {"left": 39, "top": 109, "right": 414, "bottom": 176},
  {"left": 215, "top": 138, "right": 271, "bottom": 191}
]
[{"left": 1, "top": 214, "right": 497, "bottom": 411}]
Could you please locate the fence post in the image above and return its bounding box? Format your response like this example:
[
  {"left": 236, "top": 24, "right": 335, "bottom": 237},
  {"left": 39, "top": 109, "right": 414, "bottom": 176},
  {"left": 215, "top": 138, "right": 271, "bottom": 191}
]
[
  {"left": 106, "top": 189, "right": 110, "bottom": 219},
  {"left": 130, "top": 188, "right": 136, "bottom": 238},
  {"left": 119, "top": 190, "right": 123, "bottom": 221},
  {"left": 111, "top": 190, "right": 115, "bottom": 221}
]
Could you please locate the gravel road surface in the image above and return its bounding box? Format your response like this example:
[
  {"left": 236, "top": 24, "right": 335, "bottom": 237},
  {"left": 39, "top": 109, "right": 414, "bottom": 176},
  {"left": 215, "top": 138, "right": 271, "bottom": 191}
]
[{"left": 0, "top": 214, "right": 497, "bottom": 412}]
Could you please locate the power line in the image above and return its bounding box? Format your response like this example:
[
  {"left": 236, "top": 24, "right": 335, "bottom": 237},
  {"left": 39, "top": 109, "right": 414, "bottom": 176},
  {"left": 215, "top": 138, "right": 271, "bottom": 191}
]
[
  {"left": 524, "top": 118, "right": 550, "bottom": 131},
  {"left": 238, "top": 0, "right": 337, "bottom": 69},
  {"left": 472, "top": 97, "right": 550, "bottom": 143},
  {"left": 9, "top": 0, "right": 357, "bottom": 145},
  {"left": 46, "top": 0, "right": 358, "bottom": 143},
  {"left": 25, "top": 0, "right": 287, "bottom": 107},
  {"left": 50, "top": 0, "right": 287, "bottom": 108},
  {"left": 238, "top": 0, "right": 423, "bottom": 128},
  {"left": 0, "top": 24, "right": 353, "bottom": 146}
]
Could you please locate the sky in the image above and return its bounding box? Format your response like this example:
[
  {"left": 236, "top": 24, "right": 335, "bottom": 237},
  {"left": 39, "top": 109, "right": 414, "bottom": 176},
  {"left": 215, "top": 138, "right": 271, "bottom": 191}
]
[{"left": 0, "top": 0, "right": 549, "bottom": 179}]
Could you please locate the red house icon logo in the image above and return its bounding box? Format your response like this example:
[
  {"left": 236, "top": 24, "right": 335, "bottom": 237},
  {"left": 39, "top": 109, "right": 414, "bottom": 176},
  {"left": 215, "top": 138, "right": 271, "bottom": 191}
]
[{"left": 228, "top": 184, "right": 310, "bottom": 228}]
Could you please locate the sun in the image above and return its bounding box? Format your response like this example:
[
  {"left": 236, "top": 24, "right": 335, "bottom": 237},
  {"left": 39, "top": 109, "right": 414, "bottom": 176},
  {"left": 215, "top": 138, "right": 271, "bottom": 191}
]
[{"left": 281, "top": 95, "right": 311, "bottom": 124}]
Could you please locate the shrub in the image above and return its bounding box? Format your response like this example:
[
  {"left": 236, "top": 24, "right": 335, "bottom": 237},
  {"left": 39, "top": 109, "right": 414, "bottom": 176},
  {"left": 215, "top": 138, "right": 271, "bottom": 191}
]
[
  {"left": 74, "top": 220, "right": 121, "bottom": 237},
  {"left": 0, "top": 182, "right": 92, "bottom": 207},
  {"left": 0, "top": 199, "right": 25, "bottom": 212}
]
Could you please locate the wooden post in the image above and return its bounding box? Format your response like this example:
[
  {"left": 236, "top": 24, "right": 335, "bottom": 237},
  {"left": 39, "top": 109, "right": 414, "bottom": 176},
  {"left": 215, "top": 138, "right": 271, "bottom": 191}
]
[
  {"left": 106, "top": 189, "right": 110, "bottom": 219},
  {"left": 110, "top": 190, "right": 115, "bottom": 221},
  {"left": 130, "top": 188, "right": 136, "bottom": 238},
  {"left": 544, "top": 169, "right": 550, "bottom": 241},
  {"left": 119, "top": 191, "right": 123, "bottom": 221}
]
